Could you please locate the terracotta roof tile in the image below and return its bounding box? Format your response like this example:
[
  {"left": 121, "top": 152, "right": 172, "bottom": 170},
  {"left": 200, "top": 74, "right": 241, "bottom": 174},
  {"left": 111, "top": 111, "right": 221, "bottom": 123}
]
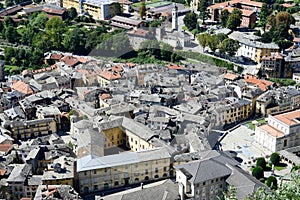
[
  {"left": 274, "top": 110, "right": 300, "bottom": 126},
  {"left": 99, "top": 70, "right": 121, "bottom": 80},
  {"left": 224, "top": 72, "right": 238, "bottom": 80},
  {"left": 259, "top": 124, "right": 284, "bottom": 138},
  {"left": 0, "top": 144, "right": 13, "bottom": 153},
  {"left": 12, "top": 81, "right": 34, "bottom": 95}
]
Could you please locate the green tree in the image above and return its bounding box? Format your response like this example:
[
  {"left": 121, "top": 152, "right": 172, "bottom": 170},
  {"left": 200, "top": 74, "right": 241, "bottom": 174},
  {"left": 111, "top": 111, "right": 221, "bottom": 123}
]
[
  {"left": 256, "top": 157, "right": 267, "bottom": 170},
  {"left": 45, "top": 17, "right": 65, "bottom": 50},
  {"left": 220, "top": 9, "right": 229, "bottom": 27},
  {"left": 139, "top": 1, "right": 146, "bottom": 19},
  {"left": 69, "top": 7, "right": 78, "bottom": 20},
  {"left": 5, "top": 0, "right": 14, "bottom": 7},
  {"left": 63, "top": 27, "right": 86, "bottom": 54},
  {"left": 109, "top": 2, "right": 122, "bottom": 18},
  {"left": 275, "top": 11, "right": 295, "bottom": 39},
  {"left": 29, "top": 12, "right": 48, "bottom": 30},
  {"left": 160, "top": 42, "right": 173, "bottom": 61},
  {"left": 4, "top": 47, "right": 15, "bottom": 63},
  {"left": 197, "top": 32, "right": 210, "bottom": 49},
  {"left": 270, "top": 152, "right": 281, "bottom": 166},
  {"left": 207, "top": 33, "right": 228, "bottom": 52},
  {"left": 266, "top": 176, "right": 278, "bottom": 190},
  {"left": 198, "top": 0, "right": 209, "bottom": 24},
  {"left": 4, "top": 17, "right": 16, "bottom": 27},
  {"left": 5, "top": 26, "right": 19, "bottom": 43},
  {"left": 252, "top": 166, "right": 264, "bottom": 179},
  {"left": 226, "top": 8, "right": 242, "bottom": 30},
  {"left": 183, "top": 12, "right": 198, "bottom": 31},
  {"left": 259, "top": 3, "right": 269, "bottom": 30},
  {"left": 218, "top": 38, "right": 239, "bottom": 57}
]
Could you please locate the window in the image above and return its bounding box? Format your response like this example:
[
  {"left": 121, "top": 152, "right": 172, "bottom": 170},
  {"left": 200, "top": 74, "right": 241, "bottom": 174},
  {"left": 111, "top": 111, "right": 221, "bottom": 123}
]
[
  {"left": 155, "top": 168, "right": 158, "bottom": 173},
  {"left": 284, "top": 139, "right": 287, "bottom": 147},
  {"left": 145, "top": 169, "right": 148, "bottom": 174},
  {"left": 94, "top": 170, "right": 97, "bottom": 174},
  {"left": 114, "top": 174, "right": 119, "bottom": 179},
  {"left": 84, "top": 171, "right": 87, "bottom": 176},
  {"left": 203, "top": 181, "right": 206, "bottom": 186},
  {"left": 163, "top": 167, "right": 167, "bottom": 172}
]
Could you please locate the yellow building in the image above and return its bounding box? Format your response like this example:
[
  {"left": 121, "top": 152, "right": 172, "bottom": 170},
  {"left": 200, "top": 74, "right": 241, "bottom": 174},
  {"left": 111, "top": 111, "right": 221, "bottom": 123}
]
[
  {"left": 223, "top": 97, "right": 251, "bottom": 125},
  {"left": 74, "top": 116, "right": 172, "bottom": 194},
  {"left": 42, "top": 156, "right": 74, "bottom": 187},
  {"left": 62, "top": 0, "right": 115, "bottom": 20},
  {"left": 77, "top": 147, "right": 171, "bottom": 194},
  {"left": 9, "top": 118, "right": 57, "bottom": 140},
  {"left": 62, "top": 0, "right": 80, "bottom": 11}
]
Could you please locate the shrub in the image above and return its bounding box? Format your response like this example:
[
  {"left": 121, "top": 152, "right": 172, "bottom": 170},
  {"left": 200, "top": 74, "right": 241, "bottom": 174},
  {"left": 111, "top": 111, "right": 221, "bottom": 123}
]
[
  {"left": 256, "top": 157, "right": 267, "bottom": 170},
  {"left": 266, "top": 176, "right": 278, "bottom": 190},
  {"left": 270, "top": 153, "right": 281, "bottom": 166},
  {"left": 252, "top": 166, "right": 264, "bottom": 179}
]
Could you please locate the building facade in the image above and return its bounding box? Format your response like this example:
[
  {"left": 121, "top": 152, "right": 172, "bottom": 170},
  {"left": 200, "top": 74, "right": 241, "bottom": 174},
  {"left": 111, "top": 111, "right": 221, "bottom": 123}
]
[{"left": 255, "top": 110, "right": 300, "bottom": 152}]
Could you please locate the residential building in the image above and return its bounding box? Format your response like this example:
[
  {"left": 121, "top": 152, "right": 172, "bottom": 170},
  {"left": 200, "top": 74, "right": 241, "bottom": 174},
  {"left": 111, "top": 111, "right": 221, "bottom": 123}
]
[
  {"left": 174, "top": 150, "right": 267, "bottom": 200},
  {"left": 284, "top": 48, "right": 300, "bottom": 78},
  {"left": 175, "top": 158, "right": 231, "bottom": 200},
  {"left": 229, "top": 32, "right": 280, "bottom": 63},
  {"left": 42, "top": 156, "right": 74, "bottom": 187},
  {"left": 34, "top": 185, "right": 82, "bottom": 199},
  {"left": 255, "top": 109, "right": 300, "bottom": 151},
  {"left": 111, "top": 15, "right": 144, "bottom": 30},
  {"left": 261, "top": 52, "right": 284, "bottom": 78},
  {"left": 7, "top": 164, "right": 32, "bottom": 199},
  {"left": 222, "top": 97, "right": 252, "bottom": 125},
  {"left": 77, "top": 147, "right": 171, "bottom": 194},
  {"left": 255, "top": 88, "right": 300, "bottom": 117},
  {"left": 8, "top": 118, "right": 57, "bottom": 140},
  {"left": 99, "top": 179, "right": 179, "bottom": 200},
  {"left": 208, "top": 0, "right": 262, "bottom": 27}
]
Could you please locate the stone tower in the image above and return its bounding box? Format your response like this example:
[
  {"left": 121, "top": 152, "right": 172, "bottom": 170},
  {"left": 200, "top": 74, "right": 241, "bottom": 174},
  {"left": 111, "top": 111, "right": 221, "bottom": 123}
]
[{"left": 172, "top": 3, "right": 178, "bottom": 30}]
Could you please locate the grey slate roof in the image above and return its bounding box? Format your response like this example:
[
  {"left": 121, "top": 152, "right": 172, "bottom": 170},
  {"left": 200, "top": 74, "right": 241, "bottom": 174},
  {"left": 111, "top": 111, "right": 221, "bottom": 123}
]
[
  {"left": 175, "top": 159, "right": 232, "bottom": 184},
  {"left": 77, "top": 147, "right": 170, "bottom": 172},
  {"left": 100, "top": 179, "right": 179, "bottom": 200}
]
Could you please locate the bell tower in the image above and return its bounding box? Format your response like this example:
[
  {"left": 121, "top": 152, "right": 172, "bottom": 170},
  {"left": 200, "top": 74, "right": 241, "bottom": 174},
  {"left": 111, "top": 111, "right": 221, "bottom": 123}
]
[{"left": 172, "top": 3, "right": 178, "bottom": 30}]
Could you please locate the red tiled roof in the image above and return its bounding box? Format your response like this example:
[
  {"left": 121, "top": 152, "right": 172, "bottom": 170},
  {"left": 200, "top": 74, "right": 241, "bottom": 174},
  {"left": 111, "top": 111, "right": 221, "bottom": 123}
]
[
  {"left": 60, "top": 56, "right": 80, "bottom": 67},
  {"left": 111, "top": 65, "right": 123, "bottom": 72},
  {"left": 166, "top": 64, "right": 184, "bottom": 70},
  {"left": 0, "top": 144, "right": 13, "bottom": 153},
  {"left": 100, "top": 93, "right": 112, "bottom": 100},
  {"left": 0, "top": 169, "right": 6, "bottom": 176},
  {"left": 12, "top": 81, "right": 35, "bottom": 95},
  {"left": 225, "top": 7, "right": 255, "bottom": 17},
  {"left": 244, "top": 75, "right": 272, "bottom": 91},
  {"left": 224, "top": 72, "right": 238, "bottom": 80},
  {"left": 259, "top": 124, "right": 284, "bottom": 138},
  {"left": 99, "top": 70, "right": 121, "bottom": 80},
  {"left": 282, "top": 3, "right": 293, "bottom": 8},
  {"left": 43, "top": 7, "right": 66, "bottom": 15},
  {"left": 50, "top": 53, "right": 63, "bottom": 60},
  {"left": 274, "top": 110, "right": 300, "bottom": 126},
  {"left": 125, "top": 63, "right": 136, "bottom": 68}
]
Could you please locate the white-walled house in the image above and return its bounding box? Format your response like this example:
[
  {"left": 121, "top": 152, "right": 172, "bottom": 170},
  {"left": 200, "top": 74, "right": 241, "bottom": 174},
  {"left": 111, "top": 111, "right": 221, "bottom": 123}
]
[{"left": 255, "top": 110, "right": 300, "bottom": 152}]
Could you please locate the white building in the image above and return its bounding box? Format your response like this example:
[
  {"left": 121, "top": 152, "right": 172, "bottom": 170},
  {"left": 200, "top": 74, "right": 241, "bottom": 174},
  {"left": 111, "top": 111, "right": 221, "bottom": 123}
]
[{"left": 255, "top": 110, "right": 300, "bottom": 152}]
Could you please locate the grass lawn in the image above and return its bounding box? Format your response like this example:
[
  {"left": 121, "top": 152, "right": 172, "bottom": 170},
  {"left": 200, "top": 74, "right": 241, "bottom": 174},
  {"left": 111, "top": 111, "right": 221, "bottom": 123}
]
[
  {"left": 132, "top": 0, "right": 167, "bottom": 8},
  {"left": 248, "top": 122, "right": 255, "bottom": 130},
  {"left": 274, "top": 163, "right": 287, "bottom": 171},
  {"left": 247, "top": 118, "right": 266, "bottom": 131}
]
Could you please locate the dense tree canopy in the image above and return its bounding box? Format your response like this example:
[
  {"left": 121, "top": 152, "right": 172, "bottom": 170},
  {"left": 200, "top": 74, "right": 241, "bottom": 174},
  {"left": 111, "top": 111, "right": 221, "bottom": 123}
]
[
  {"left": 183, "top": 12, "right": 198, "bottom": 31},
  {"left": 226, "top": 8, "right": 242, "bottom": 30}
]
